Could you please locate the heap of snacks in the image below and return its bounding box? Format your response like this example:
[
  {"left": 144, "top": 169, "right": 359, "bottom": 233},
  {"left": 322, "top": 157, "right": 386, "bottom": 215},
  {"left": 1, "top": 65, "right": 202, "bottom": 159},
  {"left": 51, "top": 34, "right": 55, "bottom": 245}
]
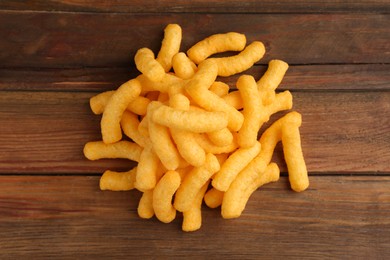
[{"left": 84, "top": 24, "right": 309, "bottom": 231}]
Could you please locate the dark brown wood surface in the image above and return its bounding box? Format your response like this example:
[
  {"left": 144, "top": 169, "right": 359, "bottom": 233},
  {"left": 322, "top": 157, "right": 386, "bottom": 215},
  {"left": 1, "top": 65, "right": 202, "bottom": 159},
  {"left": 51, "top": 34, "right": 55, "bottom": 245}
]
[
  {"left": 0, "top": 0, "right": 389, "bottom": 13},
  {"left": 0, "top": 12, "right": 389, "bottom": 68},
  {"left": 0, "top": 176, "right": 389, "bottom": 258},
  {"left": 0, "top": 1, "right": 389, "bottom": 258}
]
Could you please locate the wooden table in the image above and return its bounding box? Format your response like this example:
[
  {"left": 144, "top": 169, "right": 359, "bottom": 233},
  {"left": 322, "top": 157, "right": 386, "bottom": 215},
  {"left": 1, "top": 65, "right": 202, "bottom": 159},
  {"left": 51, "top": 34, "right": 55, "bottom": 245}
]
[{"left": 0, "top": 1, "right": 389, "bottom": 258}]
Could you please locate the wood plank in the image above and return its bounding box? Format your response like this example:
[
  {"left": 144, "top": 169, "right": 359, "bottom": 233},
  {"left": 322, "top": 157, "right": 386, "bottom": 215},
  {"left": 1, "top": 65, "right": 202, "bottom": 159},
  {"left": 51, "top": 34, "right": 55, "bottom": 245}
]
[
  {"left": 0, "top": 175, "right": 388, "bottom": 258},
  {"left": 1, "top": 64, "right": 389, "bottom": 92},
  {"left": 0, "top": 0, "right": 389, "bottom": 13},
  {"left": 0, "top": 12, "right": 389, "bottom": 68},
  {"left": 0, "top": 91, "right": 389, "bottom": 174},
  {"left": 0, "top": 91, "right": 135, "bottom": 174}
]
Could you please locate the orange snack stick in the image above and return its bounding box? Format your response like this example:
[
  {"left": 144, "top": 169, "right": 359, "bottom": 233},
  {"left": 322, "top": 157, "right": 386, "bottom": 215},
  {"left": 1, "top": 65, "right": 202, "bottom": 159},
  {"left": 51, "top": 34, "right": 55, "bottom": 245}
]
[
  {"left": 207, "top": 128, "right": 234, "bottom": 147},
  {"left": 148, "top": 101, "right": 182, "bottom": 170},
  {"left": 204, "top": 188, "right": 224, "bottom": 209},
  {"left": 138, "top": 190, "right": 154, "bottom": 219},
  {"left": 127, "top": 96, "right": 151, "bottom": 116},
  {"left": 83, "top": 140, "right": 142, "bottom": 162},
  {"left": 257, "top": 59, "right": 289, "bottom": 105},
  {"left": 232, "top": 163, "right": 280, "bottom": 217},
  {"left": 169, "top": 94, "right": 206, "bottom": 167},
  {"left": 89, "top": 90, "right": 115, "bottom": 115},
  {"left": 135, "top": 142, "right": 160, "bottom": 191},
  {"left": 222, "top": 116, "right": 285, "bottom": 218},
  {"left": 236, "top": 75, "right": 262, "bottom": 148},
  {"left": 90, "top": 93, "right": 150, "bottom": 116},
  {"left": 185, "top": 61, "right": 243, "bottom": 131},
  {"left": 101, "top": 78, "right": 142, "bottom": 144},
  {"left": 120, "top": 111, "right": 148, "bottom": 147},
  {"left": 184, "top": 59, "right": 218, "bottom": 90},
  {"left": 208, "top": 41, "right": 265, "bottom": 77},
  {"left": 221, "top": 112, "right": 300, "bottom": 219},
  {"left": 182, "top": 181, "right": 210, "bottom": 232},
  {"left": 153, "top": 170, "right": 181, "bottom": 223},
  {"left": 135, "top": 48, "right": 165, "bottom": 82},
  {"left": 174, "top": 153, "right": 220, "bottom": 212},
  {"left": 152, "top": 104, "right": 228, "bottom": 133},
  {"left": 212, "top": 141, "right": 261, "bottom": 192},
  {"left": 99, "top": 167, "right": 137, "bottom": 191},
  {"left": 172, "top": 52, "right": 197, "bottom": 79},
  {"left": 156, "top": 24, "right": 182, "bottom": 72},
  {"left": 281, "top": 112, "right": 309, "bottom": 192},
  {"left": 187, "top": 32, "right": 246, "bottom": 64},
  {"left": 209, "top": 81, "right": 230, "bottom": 97}
]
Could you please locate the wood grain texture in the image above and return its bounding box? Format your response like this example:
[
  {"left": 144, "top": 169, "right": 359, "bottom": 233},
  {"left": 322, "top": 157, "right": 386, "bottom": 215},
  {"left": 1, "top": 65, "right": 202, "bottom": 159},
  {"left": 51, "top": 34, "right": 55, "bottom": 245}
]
[
  {"left": 0, "top": 11, "right": 389, "bottom": 68},
  {"left": 0, "top": 175, "right": 388, "bottom": 258},
  {"left": 0, "top": 91, "right": 135, "bottom": 174},
  {"left": 0, "top": 0, "right": 389, "bottom": 13},
  {"left": 1, "top": 64, "right": 389, "bottom": 92},
  {"left": 0, "top": 91, "right": 389, "bottom": 174},
  {"left": 1, "top": 2, "right": 389, "bottom": 258}
]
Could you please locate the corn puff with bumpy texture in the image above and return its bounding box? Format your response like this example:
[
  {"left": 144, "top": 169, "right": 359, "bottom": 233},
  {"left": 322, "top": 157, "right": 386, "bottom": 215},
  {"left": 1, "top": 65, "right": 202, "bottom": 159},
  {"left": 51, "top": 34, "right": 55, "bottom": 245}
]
[
  {"left": 209, "top": 41, "right": 265, "bottom": 77},
  {"left": 135, "top": 48, "right": 165, "bottom": 82},
  {"left": 174, "top": 153, "right": 220, "bottom": 212},
  {"left": 157, "top": 24, "right": 182, "bottom": 72},
  {"left": 212, "top": 142, "right": 261, "bottom": 192},
  {"left": 282, "top": 112, "right": 309, "bottom": 192},
  {"left": 152, "top": 104, "right": 228, "bottom": 133},
  {"left": 237, "top": 75, "right": 262, "bottom": 148},
  {"left": 138, "top": 190, "right": 154, "bottom": 219},
  {"left": 100, "top": 167, "right": 137, "bottom": 191},
  {"left": 153, "top": 170, "right": 181, "bottom": 223},
  {"left": 172, "top": 52, "right": 197, "bottom": 79},
  {"left": 187, "top": 32, "right": 246, "bottom": 64},
  {"left": 147, "top": 101, "right": 182, "bottom": 171},
  {"left": 101, "top": 79, "right": 142, "bottom": 144},
  {"left": 83, "top": 141, "right": 142, "bottom": 162},
  {"left": 182, "top": 181, "right": 210, "bottom": 232}
]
